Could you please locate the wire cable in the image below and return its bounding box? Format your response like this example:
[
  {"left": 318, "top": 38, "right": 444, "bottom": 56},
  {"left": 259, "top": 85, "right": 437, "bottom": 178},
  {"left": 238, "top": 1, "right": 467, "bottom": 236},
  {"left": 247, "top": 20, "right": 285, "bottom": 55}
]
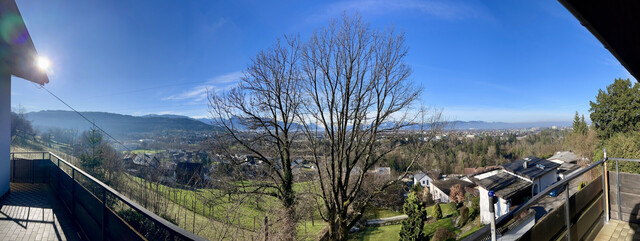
[{"left": 34, "top": 84, "right": 134, "bottom": 152}]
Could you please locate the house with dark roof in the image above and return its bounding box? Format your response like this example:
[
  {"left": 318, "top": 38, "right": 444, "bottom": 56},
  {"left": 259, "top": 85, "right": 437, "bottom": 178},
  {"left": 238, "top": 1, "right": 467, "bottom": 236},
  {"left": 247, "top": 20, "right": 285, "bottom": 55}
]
[
  {"left": 501, "top": 156, "right": 560, "bottom": 196},
  {"left": 471, "top": 156, "right": 559, "bottom": 224},
  {"left": 548, "top": 151, "right": 582, "bottom": 179},
  {"left": 429, "top": 178, "right": 476, "bottom": 203},
  {"left": 413, "top": 170, "right": 441, "bottom": 187}
]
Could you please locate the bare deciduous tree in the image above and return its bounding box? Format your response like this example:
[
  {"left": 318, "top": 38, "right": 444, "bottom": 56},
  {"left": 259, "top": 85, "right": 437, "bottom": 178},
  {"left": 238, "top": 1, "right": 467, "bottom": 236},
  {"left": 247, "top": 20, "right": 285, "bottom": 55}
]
[
  {"left": 208, "top": 36, "right": 303, "bottom": 240},
  {"left": 299, "top": 14, "right": 426, "bottom": 240}
]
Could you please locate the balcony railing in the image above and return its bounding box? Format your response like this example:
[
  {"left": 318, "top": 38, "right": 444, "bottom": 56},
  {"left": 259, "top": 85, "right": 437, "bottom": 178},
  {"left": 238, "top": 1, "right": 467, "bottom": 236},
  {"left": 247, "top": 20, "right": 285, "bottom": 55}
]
[
  {"left": 465, "top": 152, "right": 640, "bottom": 241},
  {"left": 10, "top": 151, "right": 206, "bottom": 241}
]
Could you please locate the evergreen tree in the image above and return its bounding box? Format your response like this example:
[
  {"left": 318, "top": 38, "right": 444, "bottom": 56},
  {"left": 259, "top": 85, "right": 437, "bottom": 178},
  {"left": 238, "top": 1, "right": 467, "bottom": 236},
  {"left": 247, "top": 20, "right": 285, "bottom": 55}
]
[
  {"left": 580, "top": 115, "right": 588, "bottom": 134},
  {"left": 433, "top": 203, "right": 443, "bottom": 220},
  {"left": 589, "top": 78, "right": 640, "bottom": 138},
  {"left": 572, "top": 111, "right": 589, "bottom": 135},
  {"left": 400, "top": 192, "right": 427, "bottom": 241},
  {"left": 79, "top": 127, "right": 105, "bottom": 177}
]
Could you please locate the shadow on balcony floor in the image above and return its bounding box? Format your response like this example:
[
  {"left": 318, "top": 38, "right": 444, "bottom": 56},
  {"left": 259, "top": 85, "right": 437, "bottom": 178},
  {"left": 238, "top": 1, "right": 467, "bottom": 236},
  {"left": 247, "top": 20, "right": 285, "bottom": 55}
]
[{"left": 0, "top": 183, "right": 83, "bottom": 241}]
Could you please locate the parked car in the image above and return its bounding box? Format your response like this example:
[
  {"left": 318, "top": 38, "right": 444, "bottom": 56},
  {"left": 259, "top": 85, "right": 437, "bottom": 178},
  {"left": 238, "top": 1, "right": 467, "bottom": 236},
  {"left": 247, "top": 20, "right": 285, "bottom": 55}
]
[{"left": 548, "top": 183, "right": 567, "bottom": 197}]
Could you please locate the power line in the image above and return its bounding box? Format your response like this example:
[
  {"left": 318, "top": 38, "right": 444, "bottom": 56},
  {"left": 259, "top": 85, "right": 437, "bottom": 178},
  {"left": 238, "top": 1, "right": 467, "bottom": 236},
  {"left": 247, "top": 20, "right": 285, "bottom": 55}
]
[{"left": 34, "top": 84, "right": 133, "bottom": 152}]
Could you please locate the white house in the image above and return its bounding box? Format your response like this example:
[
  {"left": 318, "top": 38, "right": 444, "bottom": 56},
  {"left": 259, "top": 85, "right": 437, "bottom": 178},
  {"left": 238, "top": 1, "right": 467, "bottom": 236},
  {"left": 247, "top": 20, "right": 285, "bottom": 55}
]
[
  {"left": 413, "top": 171, "right": 440, "bottom": 188},
  {"left": 429, "top": 178, "right": 475, "bottom": 203},
  {"left": 472, "top": 156, "right": 559, "bottom": 224}
]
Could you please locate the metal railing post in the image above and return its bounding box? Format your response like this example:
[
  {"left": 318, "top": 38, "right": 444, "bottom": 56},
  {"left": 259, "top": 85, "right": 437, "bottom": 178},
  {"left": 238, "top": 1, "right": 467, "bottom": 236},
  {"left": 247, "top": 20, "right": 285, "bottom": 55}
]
[
  {"left": 57, "top": 158, "right": 60, "bottom": 196},
  {"left": 11, "top": 155, "right": 14, "bottom": 182},
  {"left": 72, "top": 169, "right": 76, "bottom": 218},
  {"left": 564, "top": 184, "right": 571, "bottom": 241},
  {"left": 616, "top": 159, "right": 622, "bottom": 220},
  {"left": 102, "top": 187, "right": 107, "bottom": 241},
  {"left": 602, "top": 162, "right": 609, "bottom": 223},
  {"left": 604, "top": 149, "right": 610, "bottom": 223},
  {"left": 31, "top": 158, "right": 35, "bottom": 184}
]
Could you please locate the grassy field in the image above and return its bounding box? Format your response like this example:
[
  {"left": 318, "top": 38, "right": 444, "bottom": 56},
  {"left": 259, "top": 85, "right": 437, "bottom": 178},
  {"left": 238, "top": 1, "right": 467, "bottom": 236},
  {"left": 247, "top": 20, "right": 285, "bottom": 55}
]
[
  {"left": 128, "top": 176, "right": 413, "bottom": 240},
  {"left": 349, "top": 224, "right": 402, "bottom": 241},
  {"left": 427, "top": 202, "right": 458, "bottom": 217},
  {"left": 129, "top": 176, "right": 279, "bottom": 230},
  {"left": 423, "top": 217, "right": 459, "bottom": 237},
  {"left": 459, "top": 223, "right": 483, "bottom": 240},
  {"left": 363, "top": 208, "right": 403, "bottom": 220}
]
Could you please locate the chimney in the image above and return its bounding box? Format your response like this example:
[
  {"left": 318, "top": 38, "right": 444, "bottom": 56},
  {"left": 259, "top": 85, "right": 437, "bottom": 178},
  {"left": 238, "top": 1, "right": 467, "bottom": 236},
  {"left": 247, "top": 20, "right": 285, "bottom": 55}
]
[{"left": 523, "top": 160, "right": 528, "bottom": 169}]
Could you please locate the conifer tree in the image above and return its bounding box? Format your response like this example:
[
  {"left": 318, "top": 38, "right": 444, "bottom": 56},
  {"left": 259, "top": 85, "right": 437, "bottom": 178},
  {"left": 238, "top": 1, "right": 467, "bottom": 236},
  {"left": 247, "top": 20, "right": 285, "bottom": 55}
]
[
  {"left": 400, "top": 192, "right": 427, "bottom": 241},
  {"left": 433, "top": 203, "right": 443, "bottom": 220}
]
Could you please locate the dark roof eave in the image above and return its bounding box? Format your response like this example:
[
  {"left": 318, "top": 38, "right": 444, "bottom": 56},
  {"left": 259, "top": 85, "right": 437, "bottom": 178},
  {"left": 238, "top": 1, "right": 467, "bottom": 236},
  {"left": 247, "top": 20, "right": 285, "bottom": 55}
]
[
  {"left": 559, "top": 0, "right": 640, "bottom": 82},
  {"left": 0, "top": 0, "right": 49, "bottom": 85}
]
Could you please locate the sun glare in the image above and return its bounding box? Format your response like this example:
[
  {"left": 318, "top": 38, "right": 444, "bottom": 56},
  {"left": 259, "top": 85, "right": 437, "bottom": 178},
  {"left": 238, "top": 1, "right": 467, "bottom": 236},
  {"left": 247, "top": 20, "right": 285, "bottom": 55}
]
[{"left": 36, "top": 57, "right": 50, "bottom": 71}]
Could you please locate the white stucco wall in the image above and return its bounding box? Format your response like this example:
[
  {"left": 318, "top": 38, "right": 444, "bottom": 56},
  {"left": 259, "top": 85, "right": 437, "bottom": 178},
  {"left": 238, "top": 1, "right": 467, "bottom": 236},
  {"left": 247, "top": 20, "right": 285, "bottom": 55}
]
[
  {"left": 414, "top": 175, "right": 432, "bottom": 187},
  {"left": 430, "top": 184, "right": 450, "bottom": 203},
  {"left": 532, "top": 170, "right": 557, "bottom": 195},
  {"left": 479, "top": 187, "right": 510, "bottom": 224}
]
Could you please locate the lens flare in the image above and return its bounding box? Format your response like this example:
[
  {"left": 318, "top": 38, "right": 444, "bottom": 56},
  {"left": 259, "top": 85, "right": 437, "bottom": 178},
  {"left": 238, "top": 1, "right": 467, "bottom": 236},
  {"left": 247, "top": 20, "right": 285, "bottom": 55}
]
[{"left": 36, "top": 57, "right": 50, "bottom": 71}]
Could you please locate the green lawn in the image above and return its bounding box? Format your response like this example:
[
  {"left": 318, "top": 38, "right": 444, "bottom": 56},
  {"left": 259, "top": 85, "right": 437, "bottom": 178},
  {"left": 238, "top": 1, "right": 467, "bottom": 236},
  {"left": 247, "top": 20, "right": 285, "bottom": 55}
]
[
  {"left": 297, "top": 221, "right": 327, "bottom": 241},
  {"left": 363, "top": 208, "right": 403, "bottom": 220},
  {"left": 128, "top": 176, "right": 330, "bottom": 240},
  {"left": 459, "top": 223, "right": 483, "bottom": 240},
  {"left": 349, "top": 224, "right": 401, "bottom": 241},
  {"left": 426, "top": 203, "right": 458, "bottom": 217},
  {"left": 129, "top": 176, "right": 278, "bottom": 230},
  {"left": 423, "top": 217, "right": 459, "bottom": 237}
]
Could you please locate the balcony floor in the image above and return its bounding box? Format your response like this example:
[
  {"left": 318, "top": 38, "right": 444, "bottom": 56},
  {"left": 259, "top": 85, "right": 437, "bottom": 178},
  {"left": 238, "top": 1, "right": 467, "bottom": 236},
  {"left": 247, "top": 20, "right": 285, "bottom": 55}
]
[
  {"left": 0, "top": 183, "right": 82, "bottom": 241},
  {"left": 594, "top": 219, "right": 640, "bottom": 241}
]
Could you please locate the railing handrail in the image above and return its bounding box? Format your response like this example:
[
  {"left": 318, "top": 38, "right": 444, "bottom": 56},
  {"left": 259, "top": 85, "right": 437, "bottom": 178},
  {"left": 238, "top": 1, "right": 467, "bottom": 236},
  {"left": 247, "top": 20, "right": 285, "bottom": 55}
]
[
  {"left": 12, "top": 151, "right": 207, "bottom": 241},
  {"left": 464, "top": 157, "right": 607, "bottom": 241}
]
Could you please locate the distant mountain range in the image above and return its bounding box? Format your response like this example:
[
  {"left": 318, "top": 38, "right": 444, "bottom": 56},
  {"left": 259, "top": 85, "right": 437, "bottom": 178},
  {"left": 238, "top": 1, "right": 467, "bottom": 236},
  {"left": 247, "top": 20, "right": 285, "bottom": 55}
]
[
  {"left": 447, "top": 120, "right": 571, "bottom": 130},
  {"left": 25, "top": 110, "right": 571, "bottom": 139},
  {"left": 26, "top": 110, "right": 213, "bottom": 139}
]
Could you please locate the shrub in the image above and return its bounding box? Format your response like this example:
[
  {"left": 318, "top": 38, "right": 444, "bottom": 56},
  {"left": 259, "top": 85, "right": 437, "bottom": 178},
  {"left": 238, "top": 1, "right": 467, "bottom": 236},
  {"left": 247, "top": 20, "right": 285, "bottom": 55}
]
[
  {"left": 458, "top": 206, "right": 469, "bottom": 227},
  {"left": 117, "top": 209, "right": 177, "bottom": 240},
  {"left": 433, "top": 203, "right": 443, "bottom": 220},
  {"left": 431, "top": 227, "right": 456, "bottom": 241}
]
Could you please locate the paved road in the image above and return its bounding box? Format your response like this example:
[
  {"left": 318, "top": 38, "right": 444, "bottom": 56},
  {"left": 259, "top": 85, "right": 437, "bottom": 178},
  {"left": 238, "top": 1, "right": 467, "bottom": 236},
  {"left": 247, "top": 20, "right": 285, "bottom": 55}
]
[{"left": 365, "top": 215, "right": 408, "bottom": 226}]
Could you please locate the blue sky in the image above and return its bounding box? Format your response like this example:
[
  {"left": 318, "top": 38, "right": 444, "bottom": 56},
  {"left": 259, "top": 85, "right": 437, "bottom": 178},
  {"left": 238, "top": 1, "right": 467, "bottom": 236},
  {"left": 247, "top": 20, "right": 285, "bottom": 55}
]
[{"left": 11, "top": 0, "right": 633, "bottom": 122}]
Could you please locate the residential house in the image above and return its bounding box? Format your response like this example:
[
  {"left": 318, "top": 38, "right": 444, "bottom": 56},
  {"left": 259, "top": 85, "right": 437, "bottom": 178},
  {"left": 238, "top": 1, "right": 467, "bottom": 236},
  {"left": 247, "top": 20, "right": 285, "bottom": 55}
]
[
  {"left": 472, "top": 156, "right": 559, "bottom": 224},
  {"left": 501, "top": 156, "right": 559, "bottom": 196},
  {"left": 429, "top": 178, "right": 476, "bottom": 203},
  {"left": 548, "top": 151, "right": 582, "bottom": 180},
  {"left": 413, "top": 170, "right": 441, "bottom": 187}
]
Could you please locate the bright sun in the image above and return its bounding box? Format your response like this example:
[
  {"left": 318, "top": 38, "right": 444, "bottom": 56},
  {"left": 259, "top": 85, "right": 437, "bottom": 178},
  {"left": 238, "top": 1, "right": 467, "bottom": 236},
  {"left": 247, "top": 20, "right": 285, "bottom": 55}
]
[{"left": 36, "top": 57, "right": 50, "bottom": 71}]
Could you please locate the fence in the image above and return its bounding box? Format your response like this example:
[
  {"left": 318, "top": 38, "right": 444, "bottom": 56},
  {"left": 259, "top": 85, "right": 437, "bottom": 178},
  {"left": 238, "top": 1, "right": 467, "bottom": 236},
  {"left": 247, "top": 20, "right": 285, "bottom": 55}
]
[{"left": 10, "top": 151, "right": 206, "bottom": 241}]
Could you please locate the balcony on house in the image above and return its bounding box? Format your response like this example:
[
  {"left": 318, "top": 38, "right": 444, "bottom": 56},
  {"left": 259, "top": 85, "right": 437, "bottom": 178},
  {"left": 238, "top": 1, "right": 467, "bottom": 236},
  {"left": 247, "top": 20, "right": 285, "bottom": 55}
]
[
  {"left": 1, "top": 152, "right": 205, "bottom": 241},
  {"left": 464, "top": 155, "right": 640, "bottom": 241}
]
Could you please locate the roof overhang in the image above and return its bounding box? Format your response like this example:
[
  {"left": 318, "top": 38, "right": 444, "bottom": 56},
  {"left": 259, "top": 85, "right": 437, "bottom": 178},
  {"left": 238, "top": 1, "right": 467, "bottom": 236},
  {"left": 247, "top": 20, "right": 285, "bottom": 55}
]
[
  {"left": 0, "top": 0, "right": 48, "bottom": 85},
  {"left": 559, "top": 0, "right": 640, "bottom": 81}
]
